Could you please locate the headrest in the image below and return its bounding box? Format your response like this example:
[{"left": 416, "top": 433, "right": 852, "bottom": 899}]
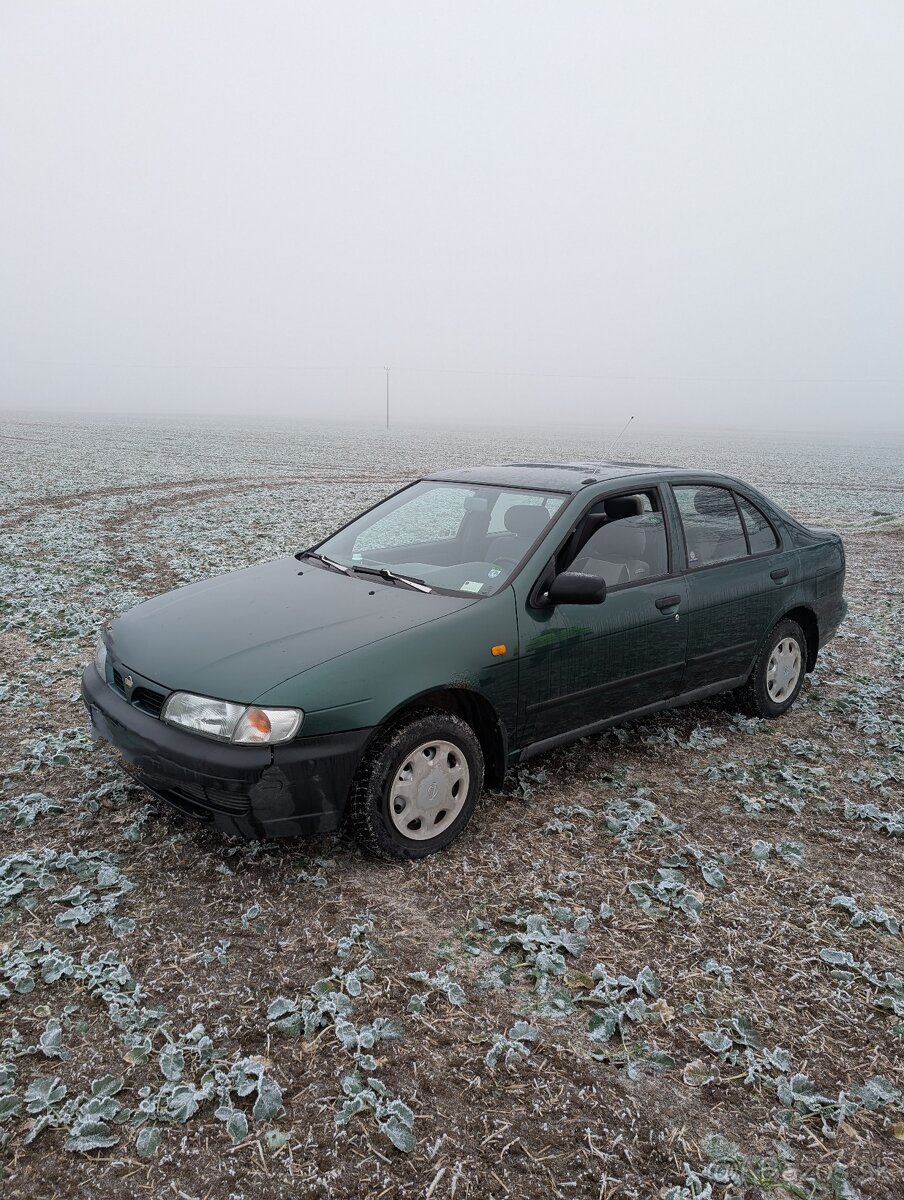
[
  {"left": 503, "top": 504, "right": 549, "bottom": 538},
  {"left": 604, "top": 495, "right": 644, "bottom": 520},
  {"left": 693, "top": 488, "right": 732, "bottom": 516}
]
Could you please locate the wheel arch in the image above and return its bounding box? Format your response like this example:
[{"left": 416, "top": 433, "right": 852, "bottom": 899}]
[
  {"left": 781, "top": 605, "right": 819, "bottom": 671},
  {"left": 373, "top": 686, "right": 509, "bottom": 791}
]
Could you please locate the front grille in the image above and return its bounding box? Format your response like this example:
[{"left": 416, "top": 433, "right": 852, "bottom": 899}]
[
  {"left": 166, "top": 780, "right": 251, "bottom": 816},
  {"left": 108, "top": 665, "right": 168, "bottom": 719},
  {"left": 132, "top": 687, "right": 166, "bottom": 718}
]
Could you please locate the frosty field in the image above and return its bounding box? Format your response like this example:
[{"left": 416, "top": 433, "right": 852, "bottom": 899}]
[{"left": 1, "top": 413, "right": 902, "bottom": 1199}]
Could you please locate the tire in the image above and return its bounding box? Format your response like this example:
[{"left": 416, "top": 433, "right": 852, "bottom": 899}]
[
  {"left": 737, "top": 618, "right": 807, "bottom": 718},
  {"left": 349, "top": 709, "right": 485, "bottom": 860}
]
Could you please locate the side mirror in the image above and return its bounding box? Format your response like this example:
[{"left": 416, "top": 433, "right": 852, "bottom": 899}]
[{"left": 547, "top": 571, "right": 607, "bottom": 606}]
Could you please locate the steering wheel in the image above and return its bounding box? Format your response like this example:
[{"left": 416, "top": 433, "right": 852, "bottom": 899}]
[{"left": 490, "top": 557, "right": 519, "bottom": 570}]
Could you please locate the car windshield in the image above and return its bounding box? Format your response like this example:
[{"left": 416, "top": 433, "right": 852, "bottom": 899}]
[{"left": 314, "top": 481, "right": 566, "bottom": 596}]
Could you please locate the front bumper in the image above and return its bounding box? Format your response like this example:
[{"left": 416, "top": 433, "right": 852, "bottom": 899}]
[{"left": 81, "top": 665, "right": 373, "bottom": 839}]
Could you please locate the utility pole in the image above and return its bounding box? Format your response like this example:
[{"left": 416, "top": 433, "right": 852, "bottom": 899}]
[{"left": 384, "top": 366, "right": 390, "bottom": 429}]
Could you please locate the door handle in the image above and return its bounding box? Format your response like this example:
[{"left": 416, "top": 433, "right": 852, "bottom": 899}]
[
  {"left": 770, "top": 567, "right": 789, "bottom": 581},
  {"left": 655, "top": 594, "right": 682, "bottom": 611}
]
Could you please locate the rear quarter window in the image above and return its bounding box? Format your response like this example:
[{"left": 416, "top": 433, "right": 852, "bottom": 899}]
[{"left": 736, "top": 495, "right": 780, "bottom": 554}]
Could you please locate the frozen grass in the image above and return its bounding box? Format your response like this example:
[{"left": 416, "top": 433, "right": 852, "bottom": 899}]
[{"left": 1, "top": 414, "right": 902, "bottom": 1199}]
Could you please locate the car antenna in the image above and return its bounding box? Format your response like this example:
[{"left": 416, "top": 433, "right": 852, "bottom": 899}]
[
  {"left": 605, "top": 414, "right": 634, "bottom": 460},
  {"left": 579, "top": 415, "right": 637, "bottom": 484},
  {"left": 583, "top": 416, "right": 635, "bottom": 480}
]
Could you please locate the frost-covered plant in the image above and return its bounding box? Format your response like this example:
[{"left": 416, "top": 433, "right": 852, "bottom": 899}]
[
  {"left": 830, "top": 894, "right": 900, "bottom": 936},
  {"left": 335, "top": 1072, "right": 415, "bottom": 1151},
  {"left": 843, "top": 799, "right": 903, "bottom": 837},
  {"left": 701, "top": 959, "right": 733, "bottom": 987},
  {"left": 750, "top": 839, "right": 804, "bottom": 867},
  {"left": 122, "top": 803, "right": 158, "bottom": 843},
  {"left": 662, "top": 1162, "right": 714, "bottom": 1200},
  {"left": 265, "top": 963, "right": 403, "bottom": 1063},
  {"left": 580, "top": 964, "right": 660, "bottom": 1045},
  {"left": 0, "top": 848, "right": 135, "bottom": 938},
  {"left": 601, "top": 790, "right": 682, "bottom": 848},
  {"left": 490, "top": 910, "right": 589, "bottom": 1003},
  {"left": 0, "top": 792, "right": 64, "bottom": 828},
  {"left": 264, "top": 918, "right": 410, "bottom": 1141},
  {"left": 628, "top": 868, "right": 704, "bottom": 923},
  {"left": 819, "top": 948, "right": 904, "bottom": 1021},
  {"left": 484, "top": 1021, "right": 538, "bottom": 1069},
  {"left": 661, "top": 845, "right": 734, "bottom": 889},
  {"left": 406, "top": 969, "right": 465, "bottom": 1011},
  {"left": 336, "top": 914, "right": 375, "bottom": 957}
]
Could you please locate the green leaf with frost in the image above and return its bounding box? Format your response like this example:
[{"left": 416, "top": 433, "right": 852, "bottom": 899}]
[
  {"left": 777, "top": 840, "right": 803, "bottom": 866},
  {"left": 158, "top": 1044, "right": 184, "bottom": 1082},
  {"left": 698, "top": 1031, "right": 732, "bottom": 1054},
  {"left": 381, "top": 1113, "right": 415, "bottom": 1152},
  {"left": 820, "top": 948, "right": 856, "bottom": 967},
  {"left": 0, "top": 1095, "right": 23, "bottom": 1122},
  {"left": 701, "top": 862, "right": 726, "bottom": 888},
  {"left": 266, "top": 997, "right": 297, "bottom": 1021},
  {"left": 64, "top": 1121, "right": 119, "bottom": 1152},
  {"left": 226, "top": 1109, "right": 248, "bottom": 1142},
  {"left": 24, "top": 1076, "right": 66, "bottom": 1113},
  {"left": 252, "top": 1075, "right": 282, "bottom": 1122},
  {"left": 135, "top": 1126, "right": 161, "bottom": 1158}
]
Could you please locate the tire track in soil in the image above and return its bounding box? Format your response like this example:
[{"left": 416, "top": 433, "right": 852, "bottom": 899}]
[
  {"left": 0, "top": 471, "right": 412, "bottom": 531},
  {"left": 97, "top": 473, "right": 417, "bottom": 593}
]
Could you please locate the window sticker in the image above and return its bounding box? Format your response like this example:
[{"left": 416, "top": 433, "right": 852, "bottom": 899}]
[{"left": 461, "top": 581, "right": 484, "bottom": 593}]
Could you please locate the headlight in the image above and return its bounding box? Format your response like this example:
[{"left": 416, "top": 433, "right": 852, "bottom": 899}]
[
  {"left": 161, "top": 692, "right": 303, "bottom": 744},
  {"left": 94, "top": 637, "right": 108, "bottom": 679}
]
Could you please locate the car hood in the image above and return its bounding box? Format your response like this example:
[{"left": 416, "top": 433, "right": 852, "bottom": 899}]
[{"left": 107, "top": 557, "right": 473, "bottom": 703}]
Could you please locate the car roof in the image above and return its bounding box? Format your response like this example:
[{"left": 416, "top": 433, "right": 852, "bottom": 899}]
[{"left": 427, "top": 461, "right": 701, "bottom": 493}]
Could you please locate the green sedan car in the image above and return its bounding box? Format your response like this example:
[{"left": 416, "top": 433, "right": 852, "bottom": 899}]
[{"left": 82, "top": 461, "right": 847, "bottom": 858}]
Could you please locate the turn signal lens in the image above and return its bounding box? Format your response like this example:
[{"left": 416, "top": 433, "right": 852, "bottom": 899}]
[{"left": 231, "top": 705, "right": 303, "bottom": 745}]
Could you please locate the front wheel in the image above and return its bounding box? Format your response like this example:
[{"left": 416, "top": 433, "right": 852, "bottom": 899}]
[
  {"left": 348, "top": 710, "right": 485, "bottom": 859},
  {"left": 737, "top": 618, "right": 807, "bottom": 718}
]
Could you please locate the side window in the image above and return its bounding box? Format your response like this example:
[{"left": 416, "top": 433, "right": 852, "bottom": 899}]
[
  {"left": 569, "top": 491, "right": 669, "bottom": 588},
  {"left": 673, "top": 485, "right": 747, "bottom": 567},
  {"left": 736, "top": 495, "right": 779, "bottom": 554}
]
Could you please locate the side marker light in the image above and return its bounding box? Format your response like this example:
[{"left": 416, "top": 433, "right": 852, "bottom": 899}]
[{"left": 491, "top": 644, "right": 507, "bottom": 657}]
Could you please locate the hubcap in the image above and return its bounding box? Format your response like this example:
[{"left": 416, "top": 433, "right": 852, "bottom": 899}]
[
  {"left": 388, "top": 739, "right": 470, "bottom": 841},
  {"left": 766, "top": 637, "right": 802, "bottom": 703}
]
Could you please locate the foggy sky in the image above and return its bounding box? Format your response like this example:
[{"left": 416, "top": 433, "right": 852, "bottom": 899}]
[{"left": 1, "top": 2, "right": 902, "bottom": 433}]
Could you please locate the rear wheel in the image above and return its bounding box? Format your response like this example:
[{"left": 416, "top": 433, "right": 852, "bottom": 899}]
[
  {"left": 349, "top": 710, "right": 484, "bottom": 859},
  {"left": 738, "top": 618, "right": 806, "bottom": 718}
]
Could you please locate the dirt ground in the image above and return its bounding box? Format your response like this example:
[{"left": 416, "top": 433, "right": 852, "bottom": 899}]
[{"left": 1, "top": 447, "right": 902, "bottom": 1200}]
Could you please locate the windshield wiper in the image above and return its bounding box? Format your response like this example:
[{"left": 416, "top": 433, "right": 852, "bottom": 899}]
[
  {"left": 352, "top": 565, "right": 433, "bottom": 593},
  {"left": 295, "top": 550, "right": 351, "bottom": 575}
]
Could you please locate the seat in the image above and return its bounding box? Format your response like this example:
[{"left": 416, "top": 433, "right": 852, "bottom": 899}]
[
  {"left": 573, "top": 513, "right": 668, "bottom": 586},
  {"left": 580, "top": 494, "right": 644, "bottom": 541},
  {"left": 486, "top": 504, "right": 550, "bottom": 563}
]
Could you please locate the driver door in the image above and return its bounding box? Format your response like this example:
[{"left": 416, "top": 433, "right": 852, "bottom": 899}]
[{"left": 516, "top": 493, "right": 689, "bottom": 747}]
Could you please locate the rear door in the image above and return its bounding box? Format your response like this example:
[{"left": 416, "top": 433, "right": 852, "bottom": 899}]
[{"left": 666, "top": 482, "right": 799, "bottom": 692}]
